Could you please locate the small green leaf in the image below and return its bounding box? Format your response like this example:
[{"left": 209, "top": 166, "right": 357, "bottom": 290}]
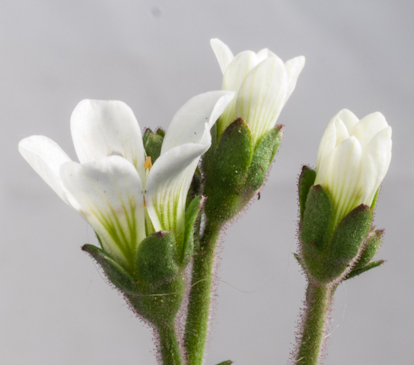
[
  {"left": 182, "top": 196, "right": 202, "bottom": 265},
  {"left": 298, "top": 166, "right": 317, "bottom": 220},
  {"left": 345, "top": 260, "right": 385, "bottom": 280},
  {"left": 353, "top": 229, "right": 383, "bottom": 270},
  {"left": 245, "top": 125, "right": 282, "bottom": 192},
  {"left": 82, "top": 244, "right": 136, "bottom": 292},
  {"left": 301, "top": 185, "right": 333, "bottom": 252},
  {"left": 136, "top": 231, "right": 179, "bottom": 287},
  {"left": 203, "top": 118, "right": 253, "bottom": 223},
  {"left": 325, "top": 204, "right": 373, "bottom": 281},
  {"left": 216, "top": 361, "right": 233, "bottom": 365},
  {"left": 212, "top": 118, "right": 253, "bottom": 193}
]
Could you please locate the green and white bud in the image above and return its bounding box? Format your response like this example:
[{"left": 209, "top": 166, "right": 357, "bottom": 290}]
[
  {"left": 298, "top": 109, "right": 392, "bottom": 284},
  {"left": 211, "top": 38, "right": 305, "bottom": 147},
  {"left": 315, "top": 109, "right": 392, "bottom": 228}
]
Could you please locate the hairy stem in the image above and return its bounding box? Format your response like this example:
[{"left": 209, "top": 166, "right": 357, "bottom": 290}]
[
  {"left": 157, "top": 322, "right": 184, "bottom": 365},
  {"left": 184, "top": 220, "right": 221, "bottom": 365},
  {"left": 296, "top": 282, "right": 331, "bottom": 365}
]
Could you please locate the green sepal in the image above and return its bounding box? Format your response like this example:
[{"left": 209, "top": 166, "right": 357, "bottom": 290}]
[
  {"left": 298, "top": 166, "right": 317, "bottom": 220},
  {"left": 344, "top": 260, "right": 385, "bottom": 280},
  {"left": 216, "top": 361, "right": 233, "bottom": 365},
  {"left": 82, "top": 244, "right": 136, "bottom": 292},
  {"left": 301, "top": 185, "right": 333, "bottom": 252},
  {"left": 204, "top": 118, "right": 253, "bottom": 223},
  {"left": 182, "top": 196, "right": 203, "bottom": 266},
  {"left": 245, "top": 124, "right": 282, "bottom": 193},
  {"left": 371, "top": 187, "right": 380, "bottom": 210},
  {"left": 136, "top": 231, "right": 179, "bottom": 288},
  {"left": 324, "top": 204, "right": 373, "bottom": 282},
  {"left": 143, "top": 130, "right": 164, "bottom": 164},
  {"left": 353, "top": 229, "right": 383, "bottom": 270},
  {"left": 210, "top": 118, "right": 253, "bottom": 192}
]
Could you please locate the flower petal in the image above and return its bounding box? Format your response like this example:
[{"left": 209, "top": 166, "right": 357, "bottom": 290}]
[
  {"left": 71, "top": 99, "right": 146, "bottom": 183},
  {"left": 145, "top": 143, "right": 206, "bottom": 250},
  {"left": 235, "top": 56, "right": 288, "bottom": 146},
  {"left": 329, "top": 137, "right": 363, "bottom": 226},
  {"left": 161, "top": 90, "right": 234, "bottom": 154},
  {"left": 18, "top": 135, "right": 72, "bottom": 205},
  {"left": 352, "top": 112, "right": 389, "bottom": 148},
  {"left": 60, "top": 156, "right": 146, "bottom": 271},
  {"left": 210, "top": 38, "right": 234, "bottom": 74},
  {"left": 361, "top": 126, "right": 392, "bottom": 205},
  {"left": 284, "top": 56, "right": 306, "bottom": 101},
  {"left": 336, "top": 109, "right": 359, "bottom": 134}
]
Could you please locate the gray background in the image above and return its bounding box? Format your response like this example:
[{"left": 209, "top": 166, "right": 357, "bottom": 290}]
[{"left": 1, "top": 0, "right": 412, "bottom": 364}]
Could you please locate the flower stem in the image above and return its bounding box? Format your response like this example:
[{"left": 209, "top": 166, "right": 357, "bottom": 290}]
[
  {"left": 296, "top": 282, "right": 331, "bottom": 365},
  {"left": 184, "top": 219, "right": 221, "bottom": 365},
  {"left": 157, "top": 322, "right": 184, "bottom": 365}
]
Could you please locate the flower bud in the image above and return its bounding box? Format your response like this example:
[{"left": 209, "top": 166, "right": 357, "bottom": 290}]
[
  {"left": 211, "top": 38, "right": 305, "bottom": 147},
  {"left": 315, "top": 109, "right": 392, "bottom": 228}
]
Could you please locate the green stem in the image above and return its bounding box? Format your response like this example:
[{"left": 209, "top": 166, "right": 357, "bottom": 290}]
[
  {"left": 157, "top": 322, "right": 183, "bottom": 365},
  {"left": 296, "top": 282, "right": 331, "bottom": 365},
  {"left": 184, "top": 219, "right": 221, "bottom": 365}
]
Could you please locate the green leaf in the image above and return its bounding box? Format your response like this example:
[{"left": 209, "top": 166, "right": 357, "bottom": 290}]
[
  {"left": 298, "top": 166, "right": 317, "bottom": 220},
  {"left": 245, "top": 125, "right": 282, "bottom": 192},
  {"left": 325, "top": 204, "right": 373, "bottom": 281},
  {"left": 211, "top": 118, "right": 253, "bottom": 193},
  {"left": 136, "top": 231, "right": 179, "bottom": 287},
  {"left": 203, "top": 118, "right": 253, "bottom": 223},
  {"left": 216, "top": 361, "right": 233, "bottom": 365},
  {"left": 182, "top": 196, "right": 202, "bottom": 266},
  {"left": 82, "top": 244, "right": 136, "bottom": 292},
  {"left": 301, "top": 185, "right": 333, "bottom": 252},
  {"left": 353, "top": 229, "right": 383, "bottom": 270},
  {"left": 345, "top": 260, "right": 385, "bottom": 280}
]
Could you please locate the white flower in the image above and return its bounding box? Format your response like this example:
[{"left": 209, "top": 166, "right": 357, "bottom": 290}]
[
  {"left": 210, "top": 38, "right": 305, "bottom": 146},
  {"left": 315, "top": 109, "right": 392, "bottom": 227},
  {"left": 18, "top": 92, "right": 234, "bottom": 272}
]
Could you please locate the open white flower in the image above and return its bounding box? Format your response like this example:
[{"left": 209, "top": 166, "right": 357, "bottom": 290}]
[
  {"left": 211, "top": 38, "right": 305, "bottom": 147},
  {"left": 315, "top": 109, "right": 392, "bottom": 227},
  {"left": 19, "top": 92, "right": 234, "bottom": 272}
]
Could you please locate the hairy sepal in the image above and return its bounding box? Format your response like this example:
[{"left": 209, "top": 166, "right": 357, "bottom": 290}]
[{"left": 298, "top": 165, "right": 316, "bottom": 220}]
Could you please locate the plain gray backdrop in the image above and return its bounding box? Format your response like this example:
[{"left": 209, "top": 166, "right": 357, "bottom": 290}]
[{"left": 2, "top": 0, "right": 413, "bottom": 364}]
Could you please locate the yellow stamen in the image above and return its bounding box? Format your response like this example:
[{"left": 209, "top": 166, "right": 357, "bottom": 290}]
[{"left": 144, "top": 156, "right": 153, "bottom": 170}]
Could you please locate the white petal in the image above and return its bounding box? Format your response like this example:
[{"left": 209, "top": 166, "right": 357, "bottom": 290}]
[
  {"left": 361, "top": 126, "right": 392, "bottom": 205},
  {"left": 351, "top": 112, "right": 389, "bottom": 148},
  {"left": 335, "top": 109, "right": 359, "bottom": 134},
  {"left": 145, "top": 143, "right": 206, "bottom": 249},
  {"left": 210, "top": 38, "right": 234, "bottom": 74},
  {"left": 235, "top": 56, "right": 288, "bottom": 146},
  {"left": 18, "top": 135, "right": 72, "bottom": 205},
  {"left": 218, "top": 50, "right": 261, "bottom": 133},
  {"left": 329, "top": 137, "right": 363, "bottom": 226},
  {"left": 161, "top": 90, "right": 234, "bottom": 154},
  {"left": 71, "top": 99, "right": 146, "bottom": 183},
  {"left": 60, "top": 156, "right": 146, "bottom": 271},
  {"left": 256, "top": 48, "right": 276, "bottom": 62},
  {"left": 284, "top": 56, "right": 305, "bottom": 101},
  {"left": 316, "top": 118, "right": 337, "bottom": 175}
]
